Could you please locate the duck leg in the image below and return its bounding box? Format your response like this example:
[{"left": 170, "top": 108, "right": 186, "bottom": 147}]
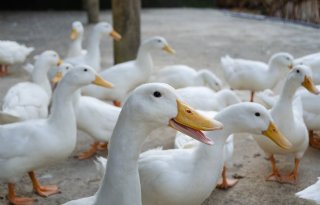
[
  {"left": 280, "top": 158, "right": 299, "bottom": 184},
  {"left": 28, "top": 171, "right": 60, "bottom": 197},
  {"left": 7, "top": 183, "right": 35, "bottom": 205},
  {"left": 216, "top": 166, "right": 238, "bottom": 189},
  {"left": 250, "top": 91, "right": 255, "bottom": 102},
  {"left": 266, "top": 155, "right": 281, "bottom": 182},
  {"left": 309, "top": 130, "right": 320, "bottom": 149},
  {"left": 113, "top": 100, "right": 121, "bottom": 107},
  {"left": 75, "top": 142, "right": 101, "bottom": 160},
  {"left": 0, "top": 65, "right": 9, "bottom": 76}
]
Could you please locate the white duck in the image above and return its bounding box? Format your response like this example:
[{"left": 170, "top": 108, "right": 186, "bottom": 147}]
[
  {"left": 296, "top": 177, "right": 320, "bottom": 204},
  {"left": 94, "top": 102, "right": 290, "bottom": 205},
  {"left": 253, "top": 65, "right": 319, "bottom": 184},
  {"left": 81, "top": 36, "right": 175, "bottom": 107},
  {"left": 150, "top": 65, "right": 222, "bottom": 91},
  {"left": 258, "top": 86, "right": 320, "bottom": 149},
  {"left": 0, "top": 40, "right": 34, "bottom": 76},
  {"left": 65, "top": 22, "right": 121, "bottom": 72},
  {"left": 66, "top": 21, "right": 87, "bottom": 58},
  {"left": 61, "top": 83, "right": 222, "bottom": 205},
  {"left": 0, "top": 65, "right": 113, "bottom": 205},
  {"left": 220, "top": 52, "right": 293, "bottom": 102},
  {"left": 176, "top": 87, "right": 241, "bottom": 111},
  {"left": 52, "top": 64, "right": 121, "bottom": 159},
  {"left": 0, "top": 50, "right": 62, "bottom": 122}
]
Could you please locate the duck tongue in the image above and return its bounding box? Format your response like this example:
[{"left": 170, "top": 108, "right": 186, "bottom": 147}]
[{"left": 169, "top": 119, "right": 214, "bottom": 145}]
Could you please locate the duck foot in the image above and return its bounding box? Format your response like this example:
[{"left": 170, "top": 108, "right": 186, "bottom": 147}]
[
  {"left": 265, "top": 154, "right": 282, "bottom": 182},
  {"left": 7, "top": 183, "right": 36, "bottom": 205},
  {"left": 97, "top": 142, "right": 108, "bottom": 151},
  {"left": 75, "top": 142, "right": 100, "bottom": 160},
  {"left": 279, "top": 173, "right": 297, "bottom": 184},
  {"left": 113, "top": 100, "right": 121, "bottom": 107},
  {"left": 216, "top": 178, "right": 238, "bottom": 190},
  {"left": 309, "top": 130, "right": 320, "bottom": 149},
  {"left": 216, "top": 166, "right": 238, "bottom": 190},
  {"left": 28, "top": 171, "right": 61, "bottom": 197}
]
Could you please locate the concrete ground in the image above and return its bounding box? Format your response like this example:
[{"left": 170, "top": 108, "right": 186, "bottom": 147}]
[{"left": 0, "top": 8, "right": 319, "bottom": 205}]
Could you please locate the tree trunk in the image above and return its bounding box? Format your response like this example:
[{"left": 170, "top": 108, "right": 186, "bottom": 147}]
[
  {"left": 112, "top": 0, "right": 141, "bottom": 64},
  {"left": 83, "top": 0, "right": 100, "bottom": 24}
]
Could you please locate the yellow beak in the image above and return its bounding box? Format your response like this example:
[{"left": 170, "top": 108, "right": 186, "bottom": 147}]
[
  {"left": 51, "top": 72, "right": 63, "bottom": 84},
  {"left": 174, "top": 100, "right": 223, "bottom": 131},
  {"left": 57, "top": 59, "right": 63, "bottom": 66},
  {"left": 92, "top": 75, "right": 113, "bottom": 88},
  {"left": 70, "top": 28, "right": 78, "bottom": 40},
  {"left": 162, "top": 44, "right": 176, "bottom": 54},
  {"left": 109, "top": 30, "right": 122, "bottom": 41},
  {"left": 302, "top": 76, "right": 319, "bottom": 94},
  {"left": 262, "top": 122, "right": 292, "bottom": 150},
  {"left": 288, "top": 64, "right": 293, "bottom": 69}
]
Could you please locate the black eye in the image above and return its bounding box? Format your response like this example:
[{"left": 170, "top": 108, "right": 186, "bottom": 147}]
[
  {"left": 153, "top": 91, "right": 161, "bottom": 98},
  {"left": 66, "top": 67, "right": 69, "bottom": 70},
  {"left": 296, "top": 69, "right": 300, "bottom": 73},
  {"left": 84, "top": 68, "right": 88, "bottom": 72},
  {"left": 255, "top": 112, "right": 260, "bottom": 117},
  {"left": 157, "top": 39, "right": 161, "bottom": 43},
  {"left": 286, "top": 57, "right": 290, "bottom": 60}
]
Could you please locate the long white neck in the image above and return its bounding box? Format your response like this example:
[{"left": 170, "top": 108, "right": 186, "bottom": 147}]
[
  {"left": 135, "top": 44, "right": 153, "bottom": 75},
  {"left": 86, "top": 30, "right": 101, "bottom": 67},
  {"left": 94, "top": 104, "right": 157, "bottom": 205},
  {"left": 69, "top": 34, "right": 83, "bottom": 56},
  {"left": 271, "top": 77, "right": 298, "bottom": 121},
  {"left": 32, "top": 59, "right": 52, "bottom": 97},
  {"left": 47, "top": 80, "right": 77, "bottom": 138},
  {"left": 267, "top": 62, "right": 287, "bottom": 89}
]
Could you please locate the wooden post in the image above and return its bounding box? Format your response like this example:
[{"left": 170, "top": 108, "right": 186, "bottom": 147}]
[
  {"left": 83, "top": 0, "right": 100, "bottom": 24},
  {"left": 112, "top": 0, "right": 141, "bottom": 64}
]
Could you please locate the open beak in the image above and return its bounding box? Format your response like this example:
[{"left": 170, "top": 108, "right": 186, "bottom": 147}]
[
  {"left": 302, "top": 76, "right": 319, "bottom": 94},
  {"left": 92, "top": 75, "right": 113, "bottom": 88},
  {"left": 51, "top": 72, "right": 63, "bottom": 84},
  {"left": 162, "top": 44, "right": 176, "bottom": 54},
  {"left": 57, "top": 59, "right": 63, "bottom": 66},
  {"left": 262, "top": 122, "right": 292, "bottom": 150},
  {"left": 109, "top": 30, "right": 122, "bottom": 41},
  {"left": 70, "top": 28, "right": 78, "bottom": 40},
  {"left": 169, "top": 100, "right": 223, "bottom": 145},
  {"left": 288, "top": 64, "right": 293, "bottom": 69}
]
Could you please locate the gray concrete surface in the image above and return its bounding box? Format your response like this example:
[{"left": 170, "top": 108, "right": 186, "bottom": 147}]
[{"left": 0, "top": 8, "right": 319, "bottom": 205}]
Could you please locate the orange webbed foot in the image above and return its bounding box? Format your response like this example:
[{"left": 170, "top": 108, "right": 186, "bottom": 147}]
[
  {"left": 34, "top": 184, "right": 60, "bottom": 197},
  {"left": 216, "top": 178, "right": 238, "bottom": 190}
]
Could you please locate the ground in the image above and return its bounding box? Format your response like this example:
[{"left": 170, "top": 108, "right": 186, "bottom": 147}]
[{"left": 0, "top": 8, "right": 319, "bottom": 205}]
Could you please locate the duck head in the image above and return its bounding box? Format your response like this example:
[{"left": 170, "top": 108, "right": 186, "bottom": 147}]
[
  {"left": 70, "top": 21, "right": 84, "bottom": 40},
  {"left": 143, "top": 36, "right": 175, "bottom": 54},
  {"left": 124, "top": 83, "right": 223, "bottom": 145},
  {"left": 288, "top": 65, "right": 319, "bottom": 94},
  {"left": 94, "top": 22, "right": 121, "bottom": 41},
  {"left": 269, "top": 52, "right": 294, "bottom": 70}
]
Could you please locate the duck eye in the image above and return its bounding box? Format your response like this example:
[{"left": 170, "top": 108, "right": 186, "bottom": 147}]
[
  {"left": 255, "top": 112, "right": 260, "bottom": 117},
  {"left": 296, "top": 69, "right": 300, "bottom": 73},
  {"left": 153, "top": 91, "right": 161, "bottom": 98},
  {"left": 84, "top": 69, "right": 88, "bottom": 72},
  {"left": 66, "top": 67, "right": 69, "bottom": 70},
  {"left": 157, "top": 39, "right": 161, "bottom": 43}
]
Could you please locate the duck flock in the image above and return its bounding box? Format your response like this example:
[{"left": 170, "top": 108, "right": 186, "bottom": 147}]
[{"left": 0, "top": 19, "right": 319, "bottom": 205}]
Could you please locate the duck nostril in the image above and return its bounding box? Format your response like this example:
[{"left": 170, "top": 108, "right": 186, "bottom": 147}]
[{"left": 186, "top": 109, "right": 192, "bottom": 114}]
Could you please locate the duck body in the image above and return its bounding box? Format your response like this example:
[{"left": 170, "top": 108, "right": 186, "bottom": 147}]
[
  {"left": 82, "top": 36, "right": 174, "bottom": 104},
  {"left": 221, "top": 53, "right": 292, "bottom": 91},
  {"left": 176, "top": 87, "right": 240, "bottom": 111},
  {"left": 151, "top": 65, "right": 222, "bottom": 91},
  {"left": 0, "top": 40, "right": 34, "bottom": 65},
  {"left": 1, "top": 51, "right": 60, "bottom": 121}
]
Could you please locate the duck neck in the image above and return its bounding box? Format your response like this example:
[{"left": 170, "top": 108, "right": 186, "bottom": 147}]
[
  {"left": 272, "top": 78, "right": 299, "bottom": 116},
  {"left": 136, "top": 45, "right": 153, "bottom": 75},
  {"left": 86, "top": 30, "right": 101, "bottom": 63},
  {"left": 72, "top": 89, "right": 81, "bottom": 109},
  {"left": 71, "top": 35, "right": 83, "bottom": 54},
  {"left": 95, "top": 104, "right": 156, "bottom": 205},
  {"left": 31, "top": 60, "right": 52, "bottom": 97},
  {"left": 47, "top": 81, "right": 77, "bottom": 132}
]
